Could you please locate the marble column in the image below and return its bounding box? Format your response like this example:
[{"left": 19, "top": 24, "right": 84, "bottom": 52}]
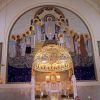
[
  {"left": 31, "top": 70, "right": 35, "bottom": 100},
  {"left": 0, "top": 66, "right": 6, "bottom": 84},
  {"left": 0, "top": 41, "right": 7, "bottom": 84},
  {"left": 71, "top": 75, "right": 77, "bottom": 99}
]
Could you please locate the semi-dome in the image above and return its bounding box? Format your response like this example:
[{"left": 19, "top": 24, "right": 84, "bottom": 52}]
[{"left": 33, "top": 44, "right": 73, "bottom": 72}]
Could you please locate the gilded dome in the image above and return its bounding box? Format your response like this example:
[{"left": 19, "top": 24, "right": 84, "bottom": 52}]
[{"left": 33, "top": 44, "right": 73, "bottom": 72}]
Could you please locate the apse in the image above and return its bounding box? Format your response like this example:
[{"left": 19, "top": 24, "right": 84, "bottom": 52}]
[{"left": 8, "top": 5, "right": 96, "bottom": 82}]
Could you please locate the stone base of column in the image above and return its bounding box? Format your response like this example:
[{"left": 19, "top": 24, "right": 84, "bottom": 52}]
[
  {"left": 31, "top": 76, "right": 35, "bottom": 100},
  {"left": 1, "top": 66, "right": 6, "bottom": 84}
]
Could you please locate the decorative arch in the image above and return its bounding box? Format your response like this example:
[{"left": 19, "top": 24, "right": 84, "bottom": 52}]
[{"left": 7, "top": 5, "right": 96, "bottom": 83}]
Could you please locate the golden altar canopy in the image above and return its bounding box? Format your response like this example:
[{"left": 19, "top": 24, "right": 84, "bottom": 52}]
[{"left": 33, "top": 44, "right": 73, "bottom": 72}]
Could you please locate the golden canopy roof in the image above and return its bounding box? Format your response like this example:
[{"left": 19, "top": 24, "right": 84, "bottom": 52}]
[{"left": 33, "top": 44, "right": 73, "bottom": 72}]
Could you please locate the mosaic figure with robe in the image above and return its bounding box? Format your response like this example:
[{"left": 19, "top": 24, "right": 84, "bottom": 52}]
[
  {"left": 79, "top": 34, "right": 87, "bottom": 63},
  {"left": 20, "top": 34, "right": 26, "bottom": 57},
  {"left": 16, "top": 35, "right": 21, "bottom": 57},
  {"left": 84, "top": 34, "right": 93, "bottom": 57},
  {"left": 45, "top": 17, "right": 55, "bottom": 40},
  {"left": 9, "top": 35, "right": 16, "bottom": 58}
]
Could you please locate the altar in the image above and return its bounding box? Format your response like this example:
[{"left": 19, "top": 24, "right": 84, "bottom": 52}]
[
  {"left": 34, "top": 71, "right": 74, "bottom": 100},
  {"left": 32, "top": 44, "right": 77, "bottom": 100}
]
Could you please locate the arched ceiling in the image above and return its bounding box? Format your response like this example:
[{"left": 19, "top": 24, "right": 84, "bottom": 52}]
[
  {"left": 0, "top": 0, "right": 14, "bottom": 11},
  {"left": 0, "top": 0, "right": 100, "bottom": 13},
  {"left": 85, "top": 0, "right": 100, "bottom": 13}
]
